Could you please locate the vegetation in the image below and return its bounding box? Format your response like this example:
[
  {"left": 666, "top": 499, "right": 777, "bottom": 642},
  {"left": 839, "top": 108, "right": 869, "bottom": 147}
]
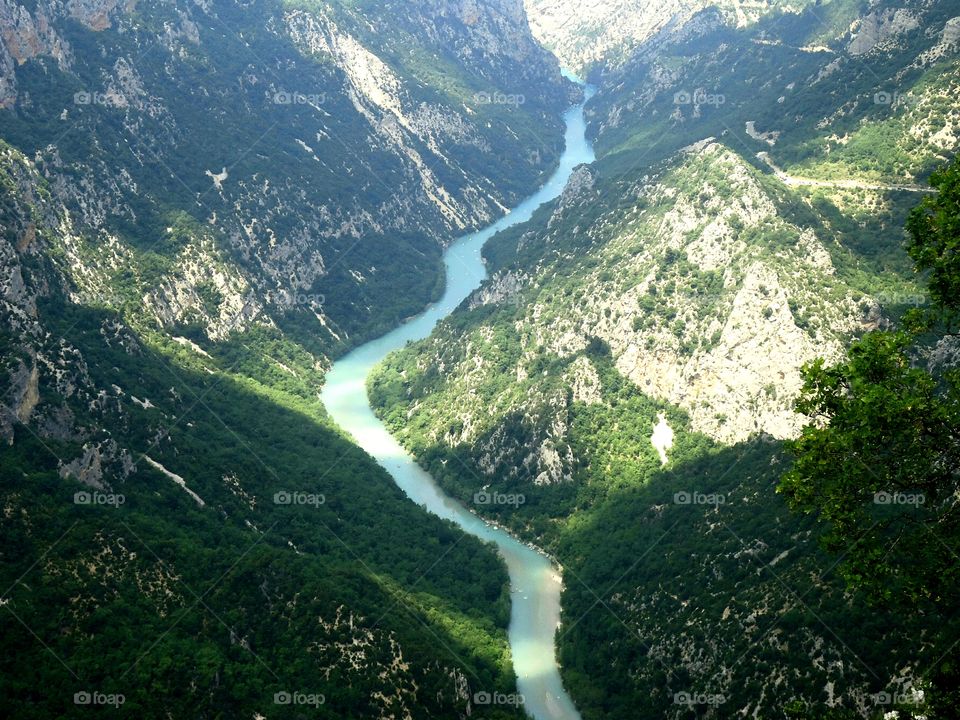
[
  {"left": 0, "top": 0, "right": 570, "bottom": 357},
  {"left": 0, "top": 0, "right": 575, "bottom": 714},
  {"left": 368, "top": 145, "right": 951, "bottom": 717},
  {"left": 0, "top": 292, "right": 523, "bottom": 717},
  {"left": 367, "top": 2, "right": 960, "bottom": 714},
  {"left": 3, "top": 0, "right": 959, "bottom": 717},
  {"left": 781, "top": 159, "right": 960, "bottom": 717},
  {"left": 590, "top": 0, "right": 960, "bottom": 188}
]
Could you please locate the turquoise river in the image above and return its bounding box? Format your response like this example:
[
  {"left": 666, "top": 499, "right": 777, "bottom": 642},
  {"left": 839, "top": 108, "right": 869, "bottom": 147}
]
[{"left": 321, "top": 77, "right": 595, "bottom": 720}]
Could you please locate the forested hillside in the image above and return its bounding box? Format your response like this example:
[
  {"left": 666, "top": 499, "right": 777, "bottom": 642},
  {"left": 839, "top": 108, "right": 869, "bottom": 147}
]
[
  {"left": 370, "top": 1, "right": 960, "bottom": 716},
  {"left": 0, "top": 0, "right": 570, "bottom": 716}
]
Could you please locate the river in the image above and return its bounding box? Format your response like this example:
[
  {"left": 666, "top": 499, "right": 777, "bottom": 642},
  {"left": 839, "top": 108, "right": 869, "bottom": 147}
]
[{"left": 320, "top": 77, "right": 595, "bottom": 720}]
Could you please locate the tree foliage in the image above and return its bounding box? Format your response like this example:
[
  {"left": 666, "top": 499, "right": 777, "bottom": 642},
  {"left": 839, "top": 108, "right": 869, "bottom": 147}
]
[
  {"left": 906, "top": 161, "right": 960, "bottom": 317},
  {"left": 780, "top": 158, "right": 960, "bottom": 715}
]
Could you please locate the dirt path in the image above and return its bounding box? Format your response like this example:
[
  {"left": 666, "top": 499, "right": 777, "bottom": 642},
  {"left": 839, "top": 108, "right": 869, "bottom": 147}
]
[{"left": 757, "top": 152, "right": 934, "bottom": 193}]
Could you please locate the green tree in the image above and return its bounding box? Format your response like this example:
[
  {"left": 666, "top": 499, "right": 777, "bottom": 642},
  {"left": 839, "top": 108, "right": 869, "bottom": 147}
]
[
  {"left": 779, "top": 160, "right": 960, "bottom": 716},
  {"left": 906, "top": 161, "right": 960, "bottom": 318}
]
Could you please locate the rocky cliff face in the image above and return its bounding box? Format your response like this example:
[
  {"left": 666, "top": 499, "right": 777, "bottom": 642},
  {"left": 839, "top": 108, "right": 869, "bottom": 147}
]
[
  {"left": 532, "top": 143, "right": 863, "bottom": 445},
  {"left": 0, "top": 0, "right": 573, "bottom": 444},
  {"left": 2, "top": 0, "right": 568, "bottom": 325},
  {"left": 523, "top": 0, "right": 819, "bottom": 73},
  {"left": 372, "top": 139, "right": 869, "bottom": 492},
  {"left": 586, "top": 0, "right": 960, "bottom": 179},
  {"left": 524, "top": 0, "right": 706, "bottom": 72}
]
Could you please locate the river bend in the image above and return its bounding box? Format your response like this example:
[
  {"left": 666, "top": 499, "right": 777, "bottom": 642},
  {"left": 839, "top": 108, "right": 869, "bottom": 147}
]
[{"left": 321, "top": 79, "right": 594, "bottom": 720}]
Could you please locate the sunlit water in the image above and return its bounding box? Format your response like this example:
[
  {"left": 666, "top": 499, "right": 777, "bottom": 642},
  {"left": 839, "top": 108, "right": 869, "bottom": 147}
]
[{"left": 321, "top": 77, "right": 594, "bottom": 719}]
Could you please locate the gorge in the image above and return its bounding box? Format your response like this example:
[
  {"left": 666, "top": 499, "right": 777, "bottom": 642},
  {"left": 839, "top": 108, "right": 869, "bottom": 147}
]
[
  {"left": 2, "top": 0, "right": 960, "bottom": 717},
  {"left": 322, "top": 76, "right": 594, "bottom": 720}
]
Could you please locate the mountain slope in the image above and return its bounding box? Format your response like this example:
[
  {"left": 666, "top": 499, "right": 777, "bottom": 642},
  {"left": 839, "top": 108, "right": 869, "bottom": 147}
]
[
  {"left": 0, "top": 0, "right": 571, "bottom": 350},
  {"left": 1, "top": 129, "right": 526, "bottom": 719},
  {"left": 0, "top": 0, "right": 571, "bottom": 716},
  {"left": 586, "top": 0, "right": 960, "bottom": 186}
]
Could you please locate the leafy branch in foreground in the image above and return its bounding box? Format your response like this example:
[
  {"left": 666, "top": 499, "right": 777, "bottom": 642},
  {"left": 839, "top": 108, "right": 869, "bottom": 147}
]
[
  {"left": 780, "top": 159, "right": 960, "bottom": 716},
  {"left": 906, "top": 161, "right": 960, "bottom": 319}
]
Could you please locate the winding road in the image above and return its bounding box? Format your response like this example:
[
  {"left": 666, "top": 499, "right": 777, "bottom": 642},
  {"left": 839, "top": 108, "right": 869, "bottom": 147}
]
[{"left": 757, "top": 151, "right": 935, "bottom": 193}]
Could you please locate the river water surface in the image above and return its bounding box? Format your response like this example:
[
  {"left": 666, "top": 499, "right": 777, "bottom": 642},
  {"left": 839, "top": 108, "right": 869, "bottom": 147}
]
[{"left": 321, "top": 80, "right": 594, "bottom": 720}]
